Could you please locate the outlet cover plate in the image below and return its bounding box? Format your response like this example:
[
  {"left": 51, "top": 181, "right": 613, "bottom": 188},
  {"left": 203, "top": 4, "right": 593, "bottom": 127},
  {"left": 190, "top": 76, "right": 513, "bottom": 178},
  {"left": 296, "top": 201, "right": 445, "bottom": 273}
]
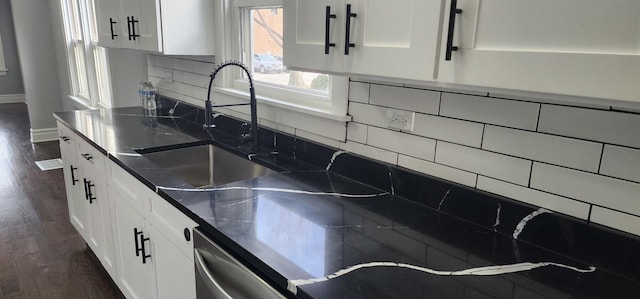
[
  {"left": 164, "top": 71, "right": 173, "bottom": 83},
  {"left": 386, "top": 109, "right": 415, "bottom": 132}
]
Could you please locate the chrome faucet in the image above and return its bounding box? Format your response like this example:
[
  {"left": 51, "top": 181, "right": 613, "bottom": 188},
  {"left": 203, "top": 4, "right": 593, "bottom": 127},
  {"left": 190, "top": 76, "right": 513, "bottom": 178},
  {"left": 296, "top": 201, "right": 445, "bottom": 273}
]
[{"left": 205, "top": 61, "right": 260, "bottom": 152}]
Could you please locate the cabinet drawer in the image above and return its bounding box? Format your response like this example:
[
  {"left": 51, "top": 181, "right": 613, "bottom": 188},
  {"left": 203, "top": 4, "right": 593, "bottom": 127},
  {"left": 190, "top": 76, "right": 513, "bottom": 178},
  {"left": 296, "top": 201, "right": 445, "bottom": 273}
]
[
  {"left": 57, "top": 122, "right": 76, "bottom": 154},
  {"left": 77, "top": 137, "right": 106, "bottom": 174},
  {"left": 146, "top": 188, "right": 197, "bottom": 262},
  {"left": 107, "top": 159, "right": 149, "bottom": 214}
]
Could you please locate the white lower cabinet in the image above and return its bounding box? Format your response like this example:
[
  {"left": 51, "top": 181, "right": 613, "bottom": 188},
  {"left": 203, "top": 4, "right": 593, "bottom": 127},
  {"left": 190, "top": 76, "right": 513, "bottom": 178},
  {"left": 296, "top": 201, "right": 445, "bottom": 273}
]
[
  {"left": 111, "top": 182, "right": 157, "bottom": 299},
  {"left": 107, "top": 160, "right": 197, "bottom": 299},
  {"left": 58, "top": 121, "right": 116, "bottom": 278},
  {"left": 58, "top": 122, "right": 198, "bottom": 299}
]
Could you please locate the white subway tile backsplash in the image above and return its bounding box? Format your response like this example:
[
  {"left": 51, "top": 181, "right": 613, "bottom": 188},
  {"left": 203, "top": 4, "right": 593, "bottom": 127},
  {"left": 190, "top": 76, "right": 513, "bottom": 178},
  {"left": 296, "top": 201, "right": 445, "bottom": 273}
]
[
  {"left": 348, "top": 102, "right": 388, "bottom": 128},
  {"left": 477, "top": 176, "right": 590, "bottom": 219},
  {"left": 482, "top": 125, "right": 603, "bottom": 172},
  {"left": 347, "top": 122, "right": 368, "bottom": 143},
  {"left": 590, "top": 207, "right": 640, "bottom": 236},
  {"left": 367, "top": 127, "right": 436, "bottom": 161},
  {"left": 413, "top": 114, "right": 484, "bottom": 147},
  {"left": 349, "top": 81, "right": 370, "bottom": 103},
  {"left": 173, "top": 58, "right": 214, "bottom": 75},
  {"left": 369, "top": 85, "right": 440, "bottom": 115},
  {"left": 530, "top": 163, "right": 640, "bottom": 216},
  {"left": 398, "top": 155, "right": 477, "bottom": 187},
  {"left": 440, "top": 93, "right": 540, "bottom": 130},
  {"left": 182, "top": 72, "right": 210, "bottom": 88},
  {"left": 339, "top": 141, "right": 398, "bottom": 165},
  {"left": 538, "top": 105, "right": 640, "bottom": 148},
  {"left": 435, "top": 142, "right": 531, "bottom": 186},
  {"left": 296, "top": 129, "right": 341, "bottom": 149},
  {"left": 600, "top": 145, "right": 640, "bottom": 183}
]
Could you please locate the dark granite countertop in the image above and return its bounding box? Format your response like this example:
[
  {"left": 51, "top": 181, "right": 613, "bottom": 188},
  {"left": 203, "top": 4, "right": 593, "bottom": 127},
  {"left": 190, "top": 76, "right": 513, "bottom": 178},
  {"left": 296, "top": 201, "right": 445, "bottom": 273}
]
[{"left": 54, "top": 103, "right": 640, "bottom": 299}]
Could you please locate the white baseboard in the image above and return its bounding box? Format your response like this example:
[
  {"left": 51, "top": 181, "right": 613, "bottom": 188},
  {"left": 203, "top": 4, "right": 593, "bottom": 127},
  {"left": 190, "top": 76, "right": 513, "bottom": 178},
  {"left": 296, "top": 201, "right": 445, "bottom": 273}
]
[
  {"left": 0, "top": 94, "right": 25, "bottom": 104},
  {"left": 30, "top": 127, "right": 59, "bottom": 143}
]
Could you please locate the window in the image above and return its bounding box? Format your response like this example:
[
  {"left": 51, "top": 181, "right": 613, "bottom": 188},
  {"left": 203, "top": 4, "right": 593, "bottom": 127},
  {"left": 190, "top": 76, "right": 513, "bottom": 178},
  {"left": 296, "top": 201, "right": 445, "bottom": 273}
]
[
  {"left": 0, "top": 34, "right": 7, "bottom": 76},
  {"left": 60, "top": 0, "right": 112, "bottom": 108},
  {"left": 215, "top": 0, "right": 348, "bottom": 119}
]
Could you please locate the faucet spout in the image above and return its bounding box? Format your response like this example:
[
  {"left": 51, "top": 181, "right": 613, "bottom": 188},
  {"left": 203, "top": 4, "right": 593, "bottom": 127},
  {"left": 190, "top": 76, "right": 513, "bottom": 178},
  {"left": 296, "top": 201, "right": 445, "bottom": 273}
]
[{"left": 205, "top": 61, "right": 260, "bottom": 152}]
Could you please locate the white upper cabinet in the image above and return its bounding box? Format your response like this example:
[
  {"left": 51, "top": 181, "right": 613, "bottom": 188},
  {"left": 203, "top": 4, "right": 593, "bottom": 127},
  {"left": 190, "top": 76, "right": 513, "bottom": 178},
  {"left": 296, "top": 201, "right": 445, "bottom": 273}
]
[
  {"left": 95, "top": 0, "right": 122, "bottom": 48},
  {"left": 283, "top": 0, "right": 442, "bottom": 81},
  {"left": 438, "top": 0, "right": 640, "bottom": 102},
  {"left": 345, "top": 0, "right": 443, "bottom": 81},
  {"left": 95, "top": 0, "right": 215, "bottom": 55}
]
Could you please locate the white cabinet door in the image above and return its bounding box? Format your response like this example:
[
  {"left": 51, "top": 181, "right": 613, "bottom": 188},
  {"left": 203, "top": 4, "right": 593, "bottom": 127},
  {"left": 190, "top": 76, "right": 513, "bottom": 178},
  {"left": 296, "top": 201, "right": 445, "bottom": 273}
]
[
  {"left": 111, "top": 188, "right": 157, "bottom": 299},
  {"left": 95, "top": 0, "right": 122, "bottom": 48},
  {"left": 283, "top": 0, "right": 345, "bottom": 73},
  {"left": 120, "top": 0, "right": 162, "bottom": 52},
  {"left": 438, "top": 0, "right": 640, "bottom": 102},
  {"left": 85, "top": 171, "right": 117, "bottom": 279},
  {"left": 58, "top": 125, "right": 89, "bottom": 241},
  {"left": 148, "top": 224, "right": 196, "bottom": 299},
  {"left": 345, "top": 0, "right": 443, "bottom": 81}
]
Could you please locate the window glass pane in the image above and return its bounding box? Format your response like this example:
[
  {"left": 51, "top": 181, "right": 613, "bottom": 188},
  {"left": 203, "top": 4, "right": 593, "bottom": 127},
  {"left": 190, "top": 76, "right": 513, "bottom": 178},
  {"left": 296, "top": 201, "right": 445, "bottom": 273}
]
[
  {"left": 247, "top": 8, "right": 329, "bottom": 94},
  {"left": 86, "top": 0, "right": 99, "bottom": 42},
  {"left": 69, "top": 0, "right": 83, "bottom": 40},
  {"left": 73, "top": 42, "right": 89, "bottom": 97},
  {"left": 94, "top": 47, "right": 111, "bottom": 106}
]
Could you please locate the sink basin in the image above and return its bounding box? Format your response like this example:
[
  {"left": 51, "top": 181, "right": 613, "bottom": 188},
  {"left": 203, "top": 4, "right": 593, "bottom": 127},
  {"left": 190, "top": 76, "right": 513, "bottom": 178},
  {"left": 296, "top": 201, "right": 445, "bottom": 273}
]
[{"left": 139, "top": 144, "right": 275, "bottom": 188}]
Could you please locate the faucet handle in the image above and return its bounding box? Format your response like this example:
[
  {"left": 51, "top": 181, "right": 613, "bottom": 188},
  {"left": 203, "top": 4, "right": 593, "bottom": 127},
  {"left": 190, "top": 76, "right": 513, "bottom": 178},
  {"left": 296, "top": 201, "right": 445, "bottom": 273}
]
[{"left": 240, "top": 123, "right": 254, "bottom": 142}]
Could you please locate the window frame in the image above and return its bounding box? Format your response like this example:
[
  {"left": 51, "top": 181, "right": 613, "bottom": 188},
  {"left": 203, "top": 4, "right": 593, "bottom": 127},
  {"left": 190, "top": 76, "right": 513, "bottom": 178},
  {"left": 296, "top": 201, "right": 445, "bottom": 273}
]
[
  {"left": 212, "top": 0, "right": 350, "bottom": 121},
  {"left": 60, "top": 0, "right": 112, "bottom": 108},
  {"left": 0, "top": 33, "right": 7, "bottom": 76}
]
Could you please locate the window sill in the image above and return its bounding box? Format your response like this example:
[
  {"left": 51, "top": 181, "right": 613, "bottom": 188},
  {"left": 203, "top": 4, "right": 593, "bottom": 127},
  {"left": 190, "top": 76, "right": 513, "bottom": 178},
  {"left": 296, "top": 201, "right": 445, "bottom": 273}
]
[{"left": 212, "top": 87, "right": 352, "bottom": 122}]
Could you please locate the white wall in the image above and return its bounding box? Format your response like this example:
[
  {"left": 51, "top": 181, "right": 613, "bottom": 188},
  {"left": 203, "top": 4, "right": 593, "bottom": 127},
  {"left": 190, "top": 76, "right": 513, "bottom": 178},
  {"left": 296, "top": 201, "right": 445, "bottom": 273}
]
[
  {"left": 149, "top": 54, "right": 640, "bottom": 237},
  {"left": 10, "top": 0, "right": 64, "bottom": 138},
  {"left": 0, "top": 0, "right": 24, "bottom": 96},
  {"left": 108, "top": 48, "right": 149, "bottom": 108}
]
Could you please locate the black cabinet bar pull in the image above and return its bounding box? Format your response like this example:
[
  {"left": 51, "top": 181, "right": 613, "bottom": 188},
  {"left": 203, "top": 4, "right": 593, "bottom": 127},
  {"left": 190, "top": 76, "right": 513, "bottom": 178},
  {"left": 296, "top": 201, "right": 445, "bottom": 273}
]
[
  {"left": 127, "top": 16, "right": 132, "bottom": 40},
  {"left": 130, "top": 16, "right": 140, "bottom": 41},
  {"left": 83, "top": 178, "right": 89, "bottom": 200},
  {"left": 81, "top": 153, "right": 93, "bottom": 161},
  {"left": 109, "top": 17, "right": 118, "bottom": 40},
  {"left": 141, "top": 234, "right": 151, "bottom": 264},
  {"left": 344, "top": 4, "right": 356, "bottom": 55},
  {"left": 86, "top": 181, "right": 96, "bottom": 204},
  {"left": 60, "top": 136, "right": 70, "bottom": 142},
  {"left": 445, "top": 0, "right": 463, "bottom": 61},
  {"left": 70, "top": 165, "right": 79, "bottom": 185},
  {"left": 324, "top": 6, "right": 336, "bottom": 54},
  {"left": 134, "top": 228, "right": 143, "bottom": 257}
]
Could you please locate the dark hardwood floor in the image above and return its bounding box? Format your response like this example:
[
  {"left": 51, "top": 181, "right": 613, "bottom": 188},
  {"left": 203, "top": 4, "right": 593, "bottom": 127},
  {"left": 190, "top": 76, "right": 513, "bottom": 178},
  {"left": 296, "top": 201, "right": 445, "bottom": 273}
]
[{"left": 0, "top": 103, "right": 124, "bottom": 299}]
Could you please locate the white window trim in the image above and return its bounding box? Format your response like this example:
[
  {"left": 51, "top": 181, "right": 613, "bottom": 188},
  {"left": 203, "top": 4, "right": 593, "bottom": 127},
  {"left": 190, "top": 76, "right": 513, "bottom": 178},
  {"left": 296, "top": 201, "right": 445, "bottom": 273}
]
[
  {"left": 60, "top": 0, "right": 112, "bottom": 108},
  {"left": 211, "top": 0, "right": 351, "bottom": 141},
  {"left": 0, "top": 34, "right": 7, "bottom": 75}
]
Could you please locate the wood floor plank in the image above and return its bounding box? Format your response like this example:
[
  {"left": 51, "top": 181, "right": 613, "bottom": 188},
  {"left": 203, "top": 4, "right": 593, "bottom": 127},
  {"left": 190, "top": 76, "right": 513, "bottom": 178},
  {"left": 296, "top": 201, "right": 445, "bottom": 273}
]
[{"left": 0, "top": 103, "right": 124, "bottom": 299}]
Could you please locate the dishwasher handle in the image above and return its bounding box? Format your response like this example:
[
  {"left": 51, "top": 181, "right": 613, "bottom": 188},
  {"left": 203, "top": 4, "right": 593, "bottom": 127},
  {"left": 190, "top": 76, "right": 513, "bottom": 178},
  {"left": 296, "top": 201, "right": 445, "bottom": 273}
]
[{"left": 194, "top": 249, "right": 233, "bottom": 299}]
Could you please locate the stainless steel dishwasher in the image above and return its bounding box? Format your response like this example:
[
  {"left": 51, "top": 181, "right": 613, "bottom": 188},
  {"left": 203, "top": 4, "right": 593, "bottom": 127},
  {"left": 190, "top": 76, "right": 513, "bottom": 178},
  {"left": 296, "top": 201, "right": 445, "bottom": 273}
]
[{"left": 193, "top": 228, "right": 286, "bottom": 299}]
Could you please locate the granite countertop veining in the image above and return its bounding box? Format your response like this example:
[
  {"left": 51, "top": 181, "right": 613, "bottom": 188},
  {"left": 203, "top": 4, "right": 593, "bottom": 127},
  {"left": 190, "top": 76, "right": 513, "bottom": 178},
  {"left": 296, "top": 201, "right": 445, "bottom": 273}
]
[{"left": 54, "top": 103, "right": 640, "bottom": 299}]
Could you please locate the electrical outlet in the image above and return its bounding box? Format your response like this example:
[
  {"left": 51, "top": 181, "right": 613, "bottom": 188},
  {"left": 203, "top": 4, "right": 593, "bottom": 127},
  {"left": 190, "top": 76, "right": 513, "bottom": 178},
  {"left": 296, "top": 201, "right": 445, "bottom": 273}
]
[
  {"left": 386, "top": 109, "right": 415, "bottom": 132},
  {"left": 164, "top": 71, "right": 173, "bottom": 83}
]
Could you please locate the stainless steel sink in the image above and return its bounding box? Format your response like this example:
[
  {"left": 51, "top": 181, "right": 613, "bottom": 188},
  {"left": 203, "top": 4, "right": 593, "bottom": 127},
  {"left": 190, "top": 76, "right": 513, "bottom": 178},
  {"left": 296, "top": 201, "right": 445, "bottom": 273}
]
[{"left": 140, "top": 144, "right": 275, "bottom": 188}]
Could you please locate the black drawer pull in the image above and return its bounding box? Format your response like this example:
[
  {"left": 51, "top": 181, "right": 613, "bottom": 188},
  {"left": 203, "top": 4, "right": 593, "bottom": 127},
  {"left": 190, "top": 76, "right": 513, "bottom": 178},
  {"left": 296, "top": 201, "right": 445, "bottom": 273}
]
[
  {"left": 86, "top": 181, "right": 96, "bottom": 204},
  {"left": 109, "top": 17, "right": 118, "bottom": 39},
  {"left": 70, "top": 165, "right": 79, "bottom": 185},
  {"left": 134, "top": 228, "right": 143, "bottom": 256},
  {"left": 445, "top": 0, "right": 463, "bottom": 61},
  {"left": 83, "top": 178, "right": 89, "bottom": 200},
  {"left": 141, "top": 234, "right": 151, "bottom": 264},
  {"left": 324, "top": 6, "right": 336, "bottom": 54},
  {"left": 81, "top": 153, "right": 93, "bottom": 161},
  {"left": 344, "top": 4, "right": 356, "bottom": 55}
]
